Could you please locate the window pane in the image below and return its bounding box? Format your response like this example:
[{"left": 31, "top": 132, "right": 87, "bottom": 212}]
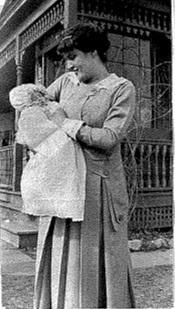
[{"left": 140, "top": 40, "right": 151, "bottom": 68}]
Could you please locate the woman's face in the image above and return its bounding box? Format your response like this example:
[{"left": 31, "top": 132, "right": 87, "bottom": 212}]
[{"left": 66, "top": 49, "right": 97, "bottom": 83}]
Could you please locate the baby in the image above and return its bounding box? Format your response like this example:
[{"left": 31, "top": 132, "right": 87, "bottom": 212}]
[{"left": 9, "top": 83, "right": 86, "bottom": 221}]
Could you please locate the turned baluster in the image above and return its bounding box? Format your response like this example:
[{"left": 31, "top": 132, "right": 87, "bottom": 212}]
[
  {"left": 169, "top": 145, "right": 173, "bottom": 187},
  {"left": 147, "top": 144, "right": 152, "bottom": 188},
  {"left": 33, "top": 24, "right": 37, "bottom": 38},
  {"left": 162, "top": 145, "right": 167, "bottom": 187},
  {"left": 155, "top": 144, "right": 160, "bottom": 188},
  {"left": 78, "top": 0, "right": 84, "bottom": 13},
  {"left": 162, "top": 14, "right": 167, "bottom": 32},
  {"left": 150, "top": 11, "right": 155, "bottom": 30},
  {"left": 144, "top": 8, "right": 149, "bottom": 27},
  {"left": 44, "top": 15, "right": 47, "bottom": 30},
  {"left": 38, "top": 19, "right": 41, "bottom": 33},
  {"left": 55, "top": 3, "right": 59, "bottom": 15},
  {"left": 87, "top": 1, "right": 92, "bottom": 15},
  {"left": 52, "top": 7, "right": 56, "bottom": 21},
  {"left": 50, "top": 9, "right": 54, "bottom": 24},
  {"left": 28, "top": 26, "right": 32, "bottom": 41},
  {"left": 94, "top": 0, "right": 99, "bottom": 15},
  {"left": 140, "top": 144, "right": 144, "bottom": 189},
  {"left": 45, "top": 12, "right": 50, "bottom": 28},
  {"left": 26, "top": 29, "right": 30, "bottom": 44},
  {"left": 40, "top": 17, "right": 44, "bottom": 31},
  {"left": 137, "top": 7, "right": 142, "bottom": 24},
  {"left": 157, "top": 13, "right": 162, "bottom": 30},
  {"left": 60, "top": 1, "right": 64, "bottom": 15},
  {"left": 164, "top": 14, "right": 170, "bottom": 32}
]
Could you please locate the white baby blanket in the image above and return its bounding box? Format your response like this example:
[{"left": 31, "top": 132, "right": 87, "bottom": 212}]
[{"left": 17, "top": 106, "right": 86, "bottom": 221}]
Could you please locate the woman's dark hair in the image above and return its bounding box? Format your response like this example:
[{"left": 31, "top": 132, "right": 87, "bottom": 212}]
[{"left": 57, "top": 23, "right": 110, "bottom": 63}]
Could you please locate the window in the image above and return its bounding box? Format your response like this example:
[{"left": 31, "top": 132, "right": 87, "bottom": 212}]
[
  {"left": 107, "top": 33, "right": 152, "bottom": 128},
  {"left": 107, "top": 32, "right": 171, "bottom": 130},
  {"left": 151, "top": 33, "right": 171, "bottom": 129}
]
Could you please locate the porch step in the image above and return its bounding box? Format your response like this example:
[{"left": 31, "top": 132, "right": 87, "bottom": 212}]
[
  {"left": 1, "top": 220, "right": 38, "bottom": 249},
  {"left": 0, "top": 188, "right": 38, "bottom": 222},
  {"left": 0, "top": 189, "right": 38, "bottom": 248},
  {"left": 0, "top": 190, "right": 10, "bottom": 203},
  {"left": 0, "top": 200, "right": 36, "bottom": 223},
  {"left": 0, "top": 189, "right": 22, "bottom": 211}
]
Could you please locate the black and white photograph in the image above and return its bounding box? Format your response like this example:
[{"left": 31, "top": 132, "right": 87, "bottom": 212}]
[{"left": 0, "top": 0, "right": 173, "bottom": 308}]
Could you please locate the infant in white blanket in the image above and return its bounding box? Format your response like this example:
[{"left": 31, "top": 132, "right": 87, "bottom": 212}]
[{"left": 9, "top": 83, "right": 86, "bottom": 221}]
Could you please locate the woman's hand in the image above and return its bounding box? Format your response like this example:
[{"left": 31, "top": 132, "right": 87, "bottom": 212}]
[{"left": 49, "top": 107, "right": 67, "bottom": 128}]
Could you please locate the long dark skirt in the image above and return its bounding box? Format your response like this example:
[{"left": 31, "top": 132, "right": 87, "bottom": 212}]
[{"left": 34, "top": 174, "right": 136, "bottom": 309}]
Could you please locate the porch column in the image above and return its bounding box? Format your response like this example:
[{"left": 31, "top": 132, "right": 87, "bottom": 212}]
[
  {"left": 64, "top": 0, "right": 78, "bottom": 28},
  {"left": 12, "top": 37, "right": 24, "bottom": 192}
]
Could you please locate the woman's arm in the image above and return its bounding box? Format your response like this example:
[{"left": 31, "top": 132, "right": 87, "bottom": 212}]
[
  {"left": 63, "top": 81, "right": 136, "bottom": 150},
  {"left": 47, "top": 72, "right": 84, "bottom": 136}
]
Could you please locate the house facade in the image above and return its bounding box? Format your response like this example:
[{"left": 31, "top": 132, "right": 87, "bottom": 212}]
[{"left": 0, "top": 0, "right": 172, "bottom": 243}]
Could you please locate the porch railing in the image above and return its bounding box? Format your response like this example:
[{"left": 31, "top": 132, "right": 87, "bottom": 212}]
[
  {"left": 121, "top": 140, "right": 173, "bottom": 229},
  {"left": 0, "top": 141, "right": 172, "bottom": 191},
  {"left": 0, "top": 140, "right": 172, "bottom": 229},
  {"left": 121, "top": 139, "right": 172, "bottom": 191},
  {"left": 0, "top": 145, "right": 13, "bottom": 189}
]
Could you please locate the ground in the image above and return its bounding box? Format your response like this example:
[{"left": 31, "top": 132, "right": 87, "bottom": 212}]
[
  {"left": 2, "top": 265, "right": 173, "bottom": 309},
  {"left": 134, "top": 265, "right": 173, "bottom": 308}
]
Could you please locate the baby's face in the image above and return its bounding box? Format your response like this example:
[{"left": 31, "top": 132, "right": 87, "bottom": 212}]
[{"left": 9, "top": 84, "right": 49, "bottom": 111}]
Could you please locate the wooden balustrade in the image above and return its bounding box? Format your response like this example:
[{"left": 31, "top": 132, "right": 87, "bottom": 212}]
[
  {"left": 0, "top": 40, "right": 16, "bottom": 70},
  {"left": 78, "top": 0, "right": 170, "bottom": 34},
  {"left": 19, "top": 1, "right": 64, "bottom": 51},
  {"left": 0, "top": 140, "right": 172, "bottom": 192},
  {"left": 0, "top": 146, "right": 13, "bottom": 188},
  {"left": 121, "top": 140, "right": 172, "bottom": 191}
]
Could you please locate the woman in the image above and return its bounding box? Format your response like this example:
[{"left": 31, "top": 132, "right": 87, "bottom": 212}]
[{"left": 34, "top": 23, "right": 136, "bottom": 309}]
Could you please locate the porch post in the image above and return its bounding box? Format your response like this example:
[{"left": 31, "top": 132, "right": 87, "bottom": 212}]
[
  {"left": 12, "top": 36, "right": 24, "bottom": 192},
  {"left": 64, "top": 0, "right": 78, "bottom": 29},
  {"left": 0, "top": 231, "right": 5, "bottom": 309}
]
